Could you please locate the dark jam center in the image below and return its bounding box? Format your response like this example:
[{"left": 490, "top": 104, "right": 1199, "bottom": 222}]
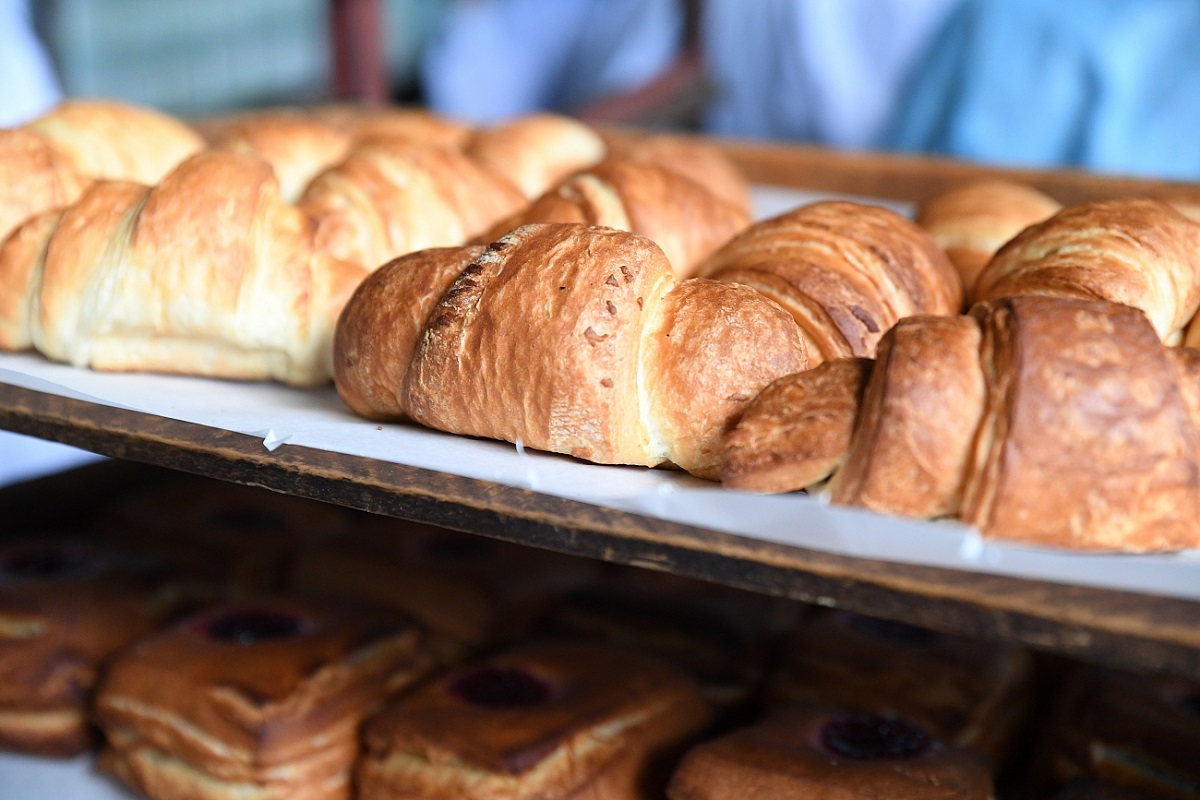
[
  {"left": 204, "top": 507, "right": 289, "bottom": 533},
  {"left": 449, "top": 667, "right": 551, "bottom": 708},
  {"left": 820, "top": 713, "right": 932, "bottom": 760},
  {"left": 205, "top": 610, "right": 304, "bottom": 645},
  {"left": 0, "top": 549, "right": 82, "bottom": 579},
  {"left": 850, "top": 614, "right": 942, "bottom": 645}
]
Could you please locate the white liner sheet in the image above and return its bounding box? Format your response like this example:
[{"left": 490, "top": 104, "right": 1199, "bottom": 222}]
[{"left": 1, "top": 186, "right": 1197, "bottom": 602}]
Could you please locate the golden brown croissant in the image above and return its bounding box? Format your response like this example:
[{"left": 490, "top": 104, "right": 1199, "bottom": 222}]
[
  {"left": 915, "top": 179, "right": 1061, "bottom": 297},
  {"left": 336, "top": 223, "right": 808, "bottom": 478},
  {"left": 723, "top": 295, "right": 1200, "bottom": 551},
  {"left": 602, "top": 130, "right": 753, "bottom": 217},
  {"left": 698, "top": 201, "right": 964, "bottom": 365},
  {"left": 974, "top": 199, "right": 1200, "bottom": 344},
  {"left": 201, "top": 111, "right": 353, "bottom": 203},
  {"left": 0, "top": 150, "right": 367, "bottom": 385},
  {"left": 464, "top": 112, "right": 607, "bottom": 198},
  {"left": 309, "top": 104, "right": 474, "bottom": 150},
  {"left": 477, "top": 159, "right": 750, "bottom": 278},
  {"left": 20, "top": 99, "right": 204, "bottom": 185},
  {"left": 300, "top": 136, "right": 526, "bottom": 270},
  {"left": 0, "top": 129, "right": 86, "bottom": 248}
]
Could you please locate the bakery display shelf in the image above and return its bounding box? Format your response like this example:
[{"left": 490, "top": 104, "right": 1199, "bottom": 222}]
[{"left": 3, "top": 378, "right": 1200, "bottom": 682}]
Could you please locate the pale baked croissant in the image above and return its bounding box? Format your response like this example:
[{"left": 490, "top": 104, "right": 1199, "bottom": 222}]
[
  {"left": 915, "top": 179, "right": 1061, "bottom": 297},
  {"left": 335, "top": 223, "right": 808, "bottom": 478},
  {"left": 723, "top": 295, "right": 1200, "bottom": 552},
  {"left": 477, "top": 159, "right": 751, "bottom": 278},
  {"left": 698, "top": 201, "right": 964, "bottom": 365},
  {"left": 20, "top": 99, "right": 204, "bottom": 185},
  {"left": 300, "top": 136, "right": 526, "bottom": 270},
  {"left": 0, "top": 150, "right": 367, "bottom": 385},
  {"left": 974, "top": 199, "right": 1200, "bottom": 345},
  {"left": 0, "top": 129, "right": 87, "bottom": 247}
]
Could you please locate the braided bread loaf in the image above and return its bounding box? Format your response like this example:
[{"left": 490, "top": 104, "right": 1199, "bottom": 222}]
[
  {"left": 335, "top": 223, "right": 808, "bottom": 478},
  {"left": 698, "top": 201, "right": 964, "bottom": 365},
  {"left": 974, "top": 199, "right": 1200, "bottom": 345},
  {"left": 0, "top": 151, "right": 366, "bottom": 385},
  {"left": 477, "top": 159, "right": 751, "bottom": 278},
  {"left": 723, "top": 295, "right": 1200, "bottom": 551}
]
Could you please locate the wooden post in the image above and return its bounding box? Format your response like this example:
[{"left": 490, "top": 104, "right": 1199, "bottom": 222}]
[{"left": 329, "top": 0, "right": 389, "bottom": 103}]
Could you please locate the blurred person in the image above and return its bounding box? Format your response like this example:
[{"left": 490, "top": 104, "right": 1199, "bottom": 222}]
[{"left": 0, "top": 0, "right": 102, "bottom": 486}]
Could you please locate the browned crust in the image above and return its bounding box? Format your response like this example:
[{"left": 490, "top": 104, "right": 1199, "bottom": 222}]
[
  {"left": 0, "top": 128, "right": 86, "bottom": 245},
  {"left": 974, "top": 199, "right": 1200, "bottom": 344},
  {"left": 644, "top": 279, "right": 807, "bottom": 479},
  {"left": 603, "top": 131, "right": 752, "bottom": 218},
  {"left": 465, "top": 113, "right": 606, "bottom": 198},
  {"left": 829, "top": 315, "right": 986, "bottom": 519},
  {"left": 963, "top": 296, "right": 1200, "bottom": 551},
  {"left": 666, "top": 706, "right": 995, "bottom": 800},
  {"left": 334, "top": 246, "right": 485, "bottom": 420},
  {"left": 404, "top": 224, "right": 675, "bottom": 466},
  {"left": 915, "top": 179, "right": 1061, "bottom": 296},
  {"left": 359, "top": 643, "right": 711, "bottom": 800},
  {"left": 721, "top": 358, "right": 870, "bottom": 493},
  {"left": 700, "top": 201, "right": 963, "bottom": 365}
]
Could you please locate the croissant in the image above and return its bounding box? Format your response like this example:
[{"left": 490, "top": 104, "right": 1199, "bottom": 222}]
[
  {"left": 698, "top": 201, "right": 963, "bottom": 365},
  {"left": 463, "top": 112, "right": 607, "bottom": 199},
  {"left": 915, "top": 179, "right": 1061, "bottom": 297},
  {"left": 300, "top": 136, "right": 526, "bottom": 270},
  {"left": 19, "top": 99, "right": 204, "bottom": 185},
  {"left": 723, "top": 295, "right": 1200, "bottom": 552},
  {"left": 0, "top": 150, "right": 367, "bottom": 385},
  {"left": 335, "top": 223, "right": 808, "bottom": 478},
  {"left": 974, "top": 199, "right": 1200, "bottom": 345},
  {"left": 201, "top": 112, "right": 353, "bottom": 203},
  {"left": 0, "top": 129, "right": 87, "bottom": 247},
  {"left": 309, "top": 104, "right": 474, "bottom": 150},
  {"left": 477, "top": 159, "right": 751, "bottom": 278},
  {"left": 602, "top": 130, "right": 752, "bottom": 217}
]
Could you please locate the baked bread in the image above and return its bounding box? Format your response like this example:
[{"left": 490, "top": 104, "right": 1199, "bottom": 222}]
[
  {"left": 666, "top": 706, "right": 995, "bottom": 800},
  {"left": 336, "top": 223, "right": 808, "bottom": 478},
  {"left": 0, "top": 150, "right": 368, "bottom": 384},
  {"left": 1041, "top": 667, "right": 1200, "bottom": 800},
  {"left": 915, "top": 179, "right": 1061, "bottom": 297},
  {"left": 0, "top": 129, "right": 87, "bottom": 245},
  {"left": 291, "top": 518, "right": 596, "bottom": 656},
  {"left": 357, "top": 642, "right": 712, "bottom": 800},
  {"left": 201, "top": 112, "right": 353, "bottom": 203},
  {"left": 698, "top": 200, "right": 964, "bottom": 365},
  {"left": 20, "top": 99, "right": 204, "bottom": 185},
  {"left": 722, "top": 295, "right": 1200, "bottom": 551},
  {"left": 100, "top": 476, "right": 350, "bottom": 591},
  {"left": 478, "top": 159, "right": 751, "bottom": 278},
  {"left": 95, "top": 596, "right": 430, "bottom": 800},
  {"left": 766, "top": 611, "right": 1032, "bottom": 766},
  {"left": 974, "top": 199, "right": 1200, "bottom": 345},
  {"left": 309, "top": 104, "right": 473, "bottom": 150},
  {"left": 464, "top": 112, "right": 606, "bottom": 198},
  {"left": 300, "top": 137, "right": 525, "bottom": 270},
  {"left": 0, "top": 539, "right": 175, "bottom": 756},
  {"left": 602, "top": 130, "right": 752, "bottom": 218}
]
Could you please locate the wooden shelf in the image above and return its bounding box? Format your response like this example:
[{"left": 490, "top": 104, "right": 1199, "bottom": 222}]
[{"left": 3, "top": 380, "right": 1200, "bottom": 681}]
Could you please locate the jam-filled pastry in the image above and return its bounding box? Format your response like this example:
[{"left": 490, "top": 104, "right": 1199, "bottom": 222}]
[
  {"left": 1041, "top": 666, "right": 1200, "bottom": 800},
  {"left": 358, "top": 642, "right": 712, "bottom": 799},
  {"left": 766, "top": 611, "right": 1032, "bottom": 766},
  {"left": 94, "top": 596, "right": 430, "bottom": 800},
  {"left": 0, "top": 538, "right": 175, "bottom": 756},
  {"left": 667, "top": 706, "right": 994, "bottom": 799},
  {"left": 292, "top": 518, "right": 596, "bottom": 656},
  {"left": 101, "top": 476, "right": 349, "bottom": 591}
]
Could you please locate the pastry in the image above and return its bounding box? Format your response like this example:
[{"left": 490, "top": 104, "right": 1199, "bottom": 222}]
[
  {"left": 723, "top": 295, "right": 1200, "bottom": 551},
  {"left": 478, "top": 159, "right": 751, "bottom": 278},
  {"left": 0, "top": 150, "right": 368, "bottom": 384},
  {"left": 698, "top": 200, "right": 964, "bottom": 365},
  {"left": 602, "top": 130, "right": 752, "bottom": 217},
  {"left": 915, "top": 179, "right": 1061, "bottom": 296},
  {"left": 666, "top": 706, "right": 994, "bottom": 800},
  {"left": 358, "top": 642, "right": 712, "bottom": 799},
  {"left": 973, "top": 199, "right": 1200, "bottom": 345},
  {"left": 94, "top": 595, "right": 430, "bottom": 800},
  {"left": 336, "top": 223, "right": 808, "bottom": 478},
  {"left": 765, "top": 611, "right": 1032, "bottom": 765},
  {"left": 464, "top": 112, "right": 606, "bottom": 198},
  {"left": 0, "top": 538, "right": 175, "bottom": 756}
]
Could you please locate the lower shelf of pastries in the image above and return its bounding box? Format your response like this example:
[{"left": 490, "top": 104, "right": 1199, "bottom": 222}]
[{"left": 2, "top": 470, "right": 1198, "bottom": 800}]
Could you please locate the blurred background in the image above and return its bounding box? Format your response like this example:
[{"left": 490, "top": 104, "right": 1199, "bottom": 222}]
[{"left": 2, "top": 0, "right": 1199, "bottom": 485}]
